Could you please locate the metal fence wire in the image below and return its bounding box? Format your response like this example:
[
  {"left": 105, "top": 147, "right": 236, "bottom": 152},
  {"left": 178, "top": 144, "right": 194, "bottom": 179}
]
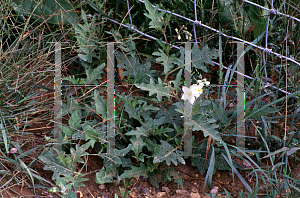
[{"left": 98, "top": 0, "right": 299, "bottom": 97}]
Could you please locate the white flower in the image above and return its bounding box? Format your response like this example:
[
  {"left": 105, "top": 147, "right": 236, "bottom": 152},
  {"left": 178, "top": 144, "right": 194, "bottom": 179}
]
[
  {"left": 190, "top": 84, "right": 204, "bottom": 98},
  {"left": 182, "top": 79, "right": 210, "bottom": 104},
  {"left": 181, "top": 86, "right": 196, "bottom": 104},
  {"left": 182, "top": 84, "right": 204, "bottom": 104}
]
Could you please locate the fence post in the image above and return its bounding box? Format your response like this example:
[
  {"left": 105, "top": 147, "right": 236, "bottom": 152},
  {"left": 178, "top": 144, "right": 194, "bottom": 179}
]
[
  {"left": 184, "top": 42, "right": 192, "bottom": 156},
  {"left": 54, "top": 42, "right": 62, "bottom": 151},
  {"left": 107, "top": 42, "right": 115, "bottom": 155},
  {"left": 236, "top": 42, "right": 245, "bottom": 153},
  {"left": 181, "top": 42, "right": 245, "bottom": 156}
]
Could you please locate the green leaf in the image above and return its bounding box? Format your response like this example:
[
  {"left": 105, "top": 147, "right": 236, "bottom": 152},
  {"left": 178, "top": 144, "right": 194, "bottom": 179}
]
[
  {"left": 155, "top": 102, "right": 183, "bottom": 128},
  {"left": 145, "top": 117, "right": 166, "bottom": 129},
  {"left": 69, "top": 142, "right": 91, "bottom": 169},
  {"left": 120, "top": 156, "right": 132, "bottom": 168},
  {"left": 126, "top": 127, "right": 149, "bottom": 138},
  {"left": 60, "top": 125, "right": 74, "bottom": 136},
  {"left": 120, "top": 163, "right": 150, "bottom": 179},
  {"left": 185, "top": 119, "right": 221, "bottom": 142},
  {"left": 123, "top": 101, "right": 139, "bottom": 120},
  {"left": 115, "top": 144, "right": 133, "bottom": 157},
  {"left": 94, "top": 91, "right": 107, "bottom": 120},
  {"left": 58, "top": 174, "right": 88, "bottom": 193},
  {"left": 101, "top": 152, "right": 122, "bottom": 165},
  {"left": 130, "top": 136, "right": 146, "bottom": 155},
  {"left": 68, "top": 110, "right": 81, "bottom": 129},
  {"left": 135, "top": 78, "right": 172, "bottom": 102},
  {"left": 120, "top": 35, "right": 137, "bottom": 58},
  {"left": 115, "top": 50, "right": 156, "bottom": 83},
  {"left": 169, "top": 168, "right": 183, "bottom": 188},
  {"left": 143, "top": 0, "right": 166, "bottom": 31},
  {"left": 154, "top": 126, "right": 174, "bottom": 136},
  {"left": 56, "top": 176, "right": 66, "bottom": 190},
  {"left": 152, "top": 49, "right": 180, "bottom": 74},
  {"left": 160, "top": 170, "right": 171, "bottom": 183},
  {"left": 85, "top": 124, "right": 107, "bottom": 147},
  {"left": 191, "top": 141, "right": 232, "bottom": 175},
  {"left": 84, "top": 127, "right": 99, "bottom": 148},
  {"left": 170, "top": 69, "right": 183, "bottom": 92},
  {"left": 62, "top": 96, "right": 82, "bottom": 117},
  {"left": 153, "top": 140, "right": 185, "bottom": 166},
  {"left": 140, "top": 103, "right": 160, "bottom": 121},
  {"left": 192, "top": 44, "right": 219, "bottom": 72},
  {"left": 62, "top": 76, "right": 80, "bottom": 85},
  {"left": 75, "top": 10, "right": 97, "bottom": 63},
  {"left": 95, "top": 165, "right": 114, "bottom": 184},
  {"left": 148, "top": 171, "right": 159, "bottom": 188},
  {"left": 247, "top": 2, "right": 267, "bottom": 46},
  {"left": 86, "top": 63, "right": 105, "bottom": 84},
  {"left": 38, "top": 149, "right": 73, "bottom": 181}
]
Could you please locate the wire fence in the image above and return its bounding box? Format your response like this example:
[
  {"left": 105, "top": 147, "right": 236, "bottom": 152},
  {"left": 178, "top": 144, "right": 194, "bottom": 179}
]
[{"left": 101, "top": 0, "right": 299, "bottom": 97}]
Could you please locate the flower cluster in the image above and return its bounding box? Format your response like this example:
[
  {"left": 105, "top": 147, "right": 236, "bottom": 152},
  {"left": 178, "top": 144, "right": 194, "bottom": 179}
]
[
  {"left": 175, "top": 25, "right": 192, "bottom": 41},
  {"left": 181, "top": 79, "right": 210, "bottom": 104}
]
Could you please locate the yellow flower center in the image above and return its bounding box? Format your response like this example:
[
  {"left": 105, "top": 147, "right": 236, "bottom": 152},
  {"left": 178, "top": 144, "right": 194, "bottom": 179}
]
[
  {"left": 198, "top": 88, "right": 203, "bottom": 92},
  {"left": 188, "top": 92, "right": 192, "bottom": 96}
]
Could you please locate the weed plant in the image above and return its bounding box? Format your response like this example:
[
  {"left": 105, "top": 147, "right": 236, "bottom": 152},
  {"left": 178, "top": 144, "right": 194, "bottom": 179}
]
[{"left": 1, "top": 0, "right": 300, "bottom": 197}]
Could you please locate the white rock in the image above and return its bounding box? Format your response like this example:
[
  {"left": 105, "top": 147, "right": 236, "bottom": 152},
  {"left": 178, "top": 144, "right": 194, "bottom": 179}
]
[
  {"left": 155, "top": 192, "right": 167, "bottom": 198},
  {"left": 190, "top": 192, "right": 201, "bottom": 198}
]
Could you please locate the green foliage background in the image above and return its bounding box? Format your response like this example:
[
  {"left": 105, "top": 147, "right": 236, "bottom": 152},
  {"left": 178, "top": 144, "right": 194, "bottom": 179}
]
[{"left": 1, "top": 0, "right": 300, "bottom": 197}]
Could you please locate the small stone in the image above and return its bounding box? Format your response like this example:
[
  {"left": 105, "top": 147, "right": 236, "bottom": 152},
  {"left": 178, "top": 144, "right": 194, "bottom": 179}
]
[
  {"left": 191, "top": 187, "right": 198, "bottom": 193},
  {"left": 190, "top": 192, "right": 200, "bottom": 198},
  {"left": 155, "top": 192, "right": 167, "bottom": 198},
  {"left": 195, "top": 174, "right": 199, "bottom": 177},
  {"left": 99, "top": 184, "right": 106, "bottom": 190},
  {"left": 129, "top": 191, "right": 136, "bottom": 198},
  {"left": 175, "top": 189, "right": 188, "bottom": 195},
  {"left": 162, "top": 187, "right": 170, "bottom": 193},
  {"left": 210, "top": 187, "right": 219, "bottom": 195},
  {"left": 9, "top": 148, "right": 18, "bottom": 154},
  {"left": 171, "top": 195, "right": 189, "bottom": 198}
]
